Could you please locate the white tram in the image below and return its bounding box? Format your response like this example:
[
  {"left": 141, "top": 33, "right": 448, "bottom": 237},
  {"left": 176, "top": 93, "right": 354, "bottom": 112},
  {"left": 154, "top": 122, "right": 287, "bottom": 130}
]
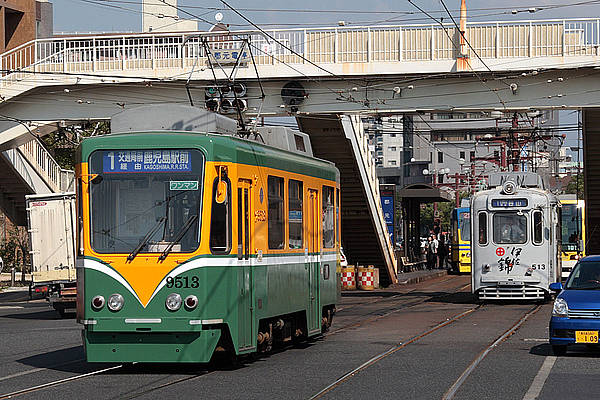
[{"left": 471, "top": 173, "right": 561, "bottom": 300}]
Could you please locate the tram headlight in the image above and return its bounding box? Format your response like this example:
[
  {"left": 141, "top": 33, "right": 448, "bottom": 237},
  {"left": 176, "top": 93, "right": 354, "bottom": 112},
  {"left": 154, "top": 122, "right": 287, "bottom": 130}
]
[
  {"left": 166, "top": 293, "right": 182, "bottom": 311},
  {"left": 107, "top": 294, "right": 124, "bottom": 312},
  {"left": 552, "top": 298, "right": 569, "bottom": 318},
  {"left": 184, "top": 295, "right": 198, "bottom": 310},
  {"left": 91, "top": 295, "right": 105, "bottom": 310}
]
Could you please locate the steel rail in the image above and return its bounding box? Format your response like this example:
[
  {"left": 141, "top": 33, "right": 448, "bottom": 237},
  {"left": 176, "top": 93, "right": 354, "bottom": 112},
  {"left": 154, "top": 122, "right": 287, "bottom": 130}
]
[
  {"left": 309, "top": 303, "right": 483, "bottom": 399},
  {"left": 442, "top": 304, "right": 543, "bottom": 400},
  {"left": 0, "top": 364, "right": 125, "bottom": 399},
  {"left": 327, "top": 281, "right": 472, "bottom": 336}
]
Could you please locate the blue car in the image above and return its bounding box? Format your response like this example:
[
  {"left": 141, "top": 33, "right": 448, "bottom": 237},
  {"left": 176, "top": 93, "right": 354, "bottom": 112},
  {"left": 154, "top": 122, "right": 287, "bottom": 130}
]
[{"left": 549, "top": 255, "right": 600, "bottom": 355}]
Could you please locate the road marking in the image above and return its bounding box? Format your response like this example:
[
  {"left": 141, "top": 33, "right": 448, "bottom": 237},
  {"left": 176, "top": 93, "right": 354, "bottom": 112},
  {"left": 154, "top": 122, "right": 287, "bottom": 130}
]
[
  {"left": 522, "top": 356, "right": 556, "bottom": 400},
  {"left": 0, "top": 306, "right": 24, "bottom": 310},
  {"left": 523, "top": 338, "right": 548, "bottom": 342}
]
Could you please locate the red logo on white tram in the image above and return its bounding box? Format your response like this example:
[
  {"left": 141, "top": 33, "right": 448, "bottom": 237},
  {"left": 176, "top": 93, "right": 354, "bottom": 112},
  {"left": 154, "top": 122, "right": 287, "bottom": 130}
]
[{"left": 496, "top": 247, "right": 505, "bottom": 256}]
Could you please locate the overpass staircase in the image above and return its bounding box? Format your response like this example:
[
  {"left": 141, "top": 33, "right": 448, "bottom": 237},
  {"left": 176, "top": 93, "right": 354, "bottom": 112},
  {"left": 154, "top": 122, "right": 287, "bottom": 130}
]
[
  {"left": 298, "top": 115, "right": 397, "bottom": 285},
  {"left": 0, "top": 138, "right": 74, "bottom": 225}
]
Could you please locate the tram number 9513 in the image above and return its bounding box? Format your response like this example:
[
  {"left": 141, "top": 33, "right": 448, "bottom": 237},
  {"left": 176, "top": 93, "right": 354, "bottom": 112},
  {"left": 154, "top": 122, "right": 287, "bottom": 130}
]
[
  {"left": 166, "top": 276, "right": 199, "bottom": 288},
  {"left": 531, "top": 264, "right": 546, "bottom": 270}
]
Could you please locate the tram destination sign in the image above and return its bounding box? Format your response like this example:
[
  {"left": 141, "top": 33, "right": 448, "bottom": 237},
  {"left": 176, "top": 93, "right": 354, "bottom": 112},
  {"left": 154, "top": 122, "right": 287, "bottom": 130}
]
[
  {"left": 102, "top": 150, "right": 192, "bottom": 173},
  {"left": 491, "top": 198, "right": 528, "bottom": 208}
]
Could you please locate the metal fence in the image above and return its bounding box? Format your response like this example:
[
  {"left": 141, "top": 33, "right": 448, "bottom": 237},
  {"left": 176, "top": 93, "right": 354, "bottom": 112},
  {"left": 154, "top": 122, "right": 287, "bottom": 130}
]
[{"left": 0, "top": 18, "right": 599, "bottom": 81}]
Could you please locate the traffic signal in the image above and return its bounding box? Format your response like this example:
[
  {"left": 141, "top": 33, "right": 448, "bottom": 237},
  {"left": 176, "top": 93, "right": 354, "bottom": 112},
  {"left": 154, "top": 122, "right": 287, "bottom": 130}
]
[{"left": 204, "top": 82, "right": 247, "bottom": 114}]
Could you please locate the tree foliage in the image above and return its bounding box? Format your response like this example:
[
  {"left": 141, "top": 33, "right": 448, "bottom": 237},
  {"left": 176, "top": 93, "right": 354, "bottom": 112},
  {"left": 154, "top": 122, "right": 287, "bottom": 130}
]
[
  {"left": 565, "top": 174, "right": 584, "bottom": 199},
  {"left": 41, "top": 122, "right": 110, "bottom": 170}
]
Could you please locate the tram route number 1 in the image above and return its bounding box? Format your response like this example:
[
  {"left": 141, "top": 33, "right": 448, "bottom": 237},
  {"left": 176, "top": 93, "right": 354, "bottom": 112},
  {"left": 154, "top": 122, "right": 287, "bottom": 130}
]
[{"left": 166, "top": 276, "right": 199, "bottom": 288}]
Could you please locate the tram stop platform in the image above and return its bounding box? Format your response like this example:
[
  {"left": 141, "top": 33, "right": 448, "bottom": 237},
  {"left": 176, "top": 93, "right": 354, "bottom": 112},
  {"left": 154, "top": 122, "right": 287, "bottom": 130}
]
[{"left": 396, "top": 269, "right": 448, "bottom": 286}]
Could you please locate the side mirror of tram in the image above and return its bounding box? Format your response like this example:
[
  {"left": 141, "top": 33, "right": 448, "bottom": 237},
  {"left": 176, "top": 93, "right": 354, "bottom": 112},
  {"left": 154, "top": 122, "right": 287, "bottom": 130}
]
[
  {"left": 216, "top": 180, "right": 228, "bottom": 204},
  {"left": 549, "top": 282, "right": 563, "bottom": 292}
]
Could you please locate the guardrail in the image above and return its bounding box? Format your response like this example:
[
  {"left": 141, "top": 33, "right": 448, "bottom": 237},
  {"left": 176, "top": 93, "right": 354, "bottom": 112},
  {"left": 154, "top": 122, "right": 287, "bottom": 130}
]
[
  {"left": 18, "top": 139, "right": 74, "bottom": 193},
  {"left": 1, "top": 18, "right": 598, "bottom": 83}
]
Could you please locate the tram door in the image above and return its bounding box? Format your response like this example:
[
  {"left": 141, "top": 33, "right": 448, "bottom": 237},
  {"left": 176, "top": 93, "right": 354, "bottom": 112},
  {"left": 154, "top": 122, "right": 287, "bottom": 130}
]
[
  {"left": 306, "top": 189, "right": 321, "bottom": 334},
  {"left": 237, "top": 179, "right": 254, "bottom": 350}
]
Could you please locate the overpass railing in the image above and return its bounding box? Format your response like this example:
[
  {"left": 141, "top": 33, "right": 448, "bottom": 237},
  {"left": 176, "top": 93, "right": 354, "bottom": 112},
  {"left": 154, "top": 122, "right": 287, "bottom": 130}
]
[
  {"left": 18, "top": 139, "right": 74, "bottom": 192},
  {"left": 1, "top": 18, "right": 599, "bottom": 84}
]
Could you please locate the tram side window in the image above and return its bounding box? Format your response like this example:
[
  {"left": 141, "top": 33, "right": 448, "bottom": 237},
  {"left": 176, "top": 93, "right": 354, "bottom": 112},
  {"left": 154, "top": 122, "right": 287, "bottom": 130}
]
[
  {"left": 268, "top": 176, "right": 285, "bottom": 249},
  {"left": 478, "top": 212, "right": 487, "bottom": 245},
  {"left": 323, "top": 186, "right": 335, "bottom": 248},
  {"left": 210, "top": 177, "right": 231, "bottom": 254},
  {"left": 533, "top": 211, "right": 543, "bottom": 245},
  {"left": 336, "top": 188, "right": 340, "bottom": 247},
  {"left": 493, "top": 213, "right": 527, "bottom": 244},
  {"left": 289, "top": 179, "right": 303, "bottom": 249}
]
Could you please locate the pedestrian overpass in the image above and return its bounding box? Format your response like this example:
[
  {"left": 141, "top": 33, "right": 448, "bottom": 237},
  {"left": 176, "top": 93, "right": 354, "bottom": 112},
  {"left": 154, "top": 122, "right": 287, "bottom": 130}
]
[{"left": 2, "top": 17, "right": 600, "bottom": 285}]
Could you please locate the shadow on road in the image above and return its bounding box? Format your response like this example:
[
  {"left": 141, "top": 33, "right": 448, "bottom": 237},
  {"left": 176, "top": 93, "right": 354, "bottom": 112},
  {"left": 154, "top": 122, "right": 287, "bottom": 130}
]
[
  {"left": 0, "top": 308, "right": 62, "bottom": 320},
  {"left": 530, "top": 343, "right": 600, "bottom": 358}
]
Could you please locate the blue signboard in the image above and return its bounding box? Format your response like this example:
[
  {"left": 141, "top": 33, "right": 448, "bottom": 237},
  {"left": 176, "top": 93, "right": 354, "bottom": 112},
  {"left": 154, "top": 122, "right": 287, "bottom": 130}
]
[
  {"left": 381, "top": 195, "right": 395, "bottom": 244},
  {"left": 102, "top": 150, "right": 192, "bottom": 173},
  {"left": 491, "top": 198, "right": 528, "bottom": 208},
  {"left": 289, "top": 210, "right": 302, "bottom": 222}
]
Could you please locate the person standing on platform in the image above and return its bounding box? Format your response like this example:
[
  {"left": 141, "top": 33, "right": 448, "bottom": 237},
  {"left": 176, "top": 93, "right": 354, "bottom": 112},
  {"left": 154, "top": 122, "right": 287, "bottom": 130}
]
[
  {"left": 438, "top": 233, "right": 448, "bottom": 269},
  {"left": 431, "top": 234, "right": 439, "bottom": 269},
  {"left": 426, "top": 236, "right": 434, "bottom": 270}
]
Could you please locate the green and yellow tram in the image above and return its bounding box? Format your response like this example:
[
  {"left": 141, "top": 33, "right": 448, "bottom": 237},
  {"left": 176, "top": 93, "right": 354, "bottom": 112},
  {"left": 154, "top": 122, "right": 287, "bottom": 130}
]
[{"left": 76, "top": 106, "right": 341, "bottom": 363}]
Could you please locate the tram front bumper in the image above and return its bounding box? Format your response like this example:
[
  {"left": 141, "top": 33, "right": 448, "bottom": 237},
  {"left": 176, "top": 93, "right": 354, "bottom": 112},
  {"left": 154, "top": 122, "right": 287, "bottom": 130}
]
[{"left": 83, "top": 329, "right": 222, "bottom": 363}]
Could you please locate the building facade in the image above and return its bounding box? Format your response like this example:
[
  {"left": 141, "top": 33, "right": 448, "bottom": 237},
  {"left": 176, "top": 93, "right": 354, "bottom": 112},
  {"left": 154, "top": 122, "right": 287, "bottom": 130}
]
[{"left": 0, "top": 0, "right": 52, "bottom": 53}]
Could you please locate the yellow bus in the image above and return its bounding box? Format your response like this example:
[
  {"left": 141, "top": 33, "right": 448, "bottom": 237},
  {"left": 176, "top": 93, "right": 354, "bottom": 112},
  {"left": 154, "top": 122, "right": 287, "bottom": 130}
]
[{"left": 560, "top": 196, "right": 585, "bottom": 279}]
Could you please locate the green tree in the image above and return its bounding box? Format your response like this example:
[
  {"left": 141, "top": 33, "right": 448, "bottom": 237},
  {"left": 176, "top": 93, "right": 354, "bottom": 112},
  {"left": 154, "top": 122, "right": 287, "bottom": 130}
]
[
  {"left": 565, "top": 175, "right": 584, "bottom": 199},
  {"left": 42, "top": 122, "right": 110, "bottom": 170}
]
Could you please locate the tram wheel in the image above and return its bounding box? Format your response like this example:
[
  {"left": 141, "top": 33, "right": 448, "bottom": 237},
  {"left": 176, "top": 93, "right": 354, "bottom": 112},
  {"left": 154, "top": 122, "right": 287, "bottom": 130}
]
[{"left": 552, "top": 345, "right": 567, "bottom": 356}]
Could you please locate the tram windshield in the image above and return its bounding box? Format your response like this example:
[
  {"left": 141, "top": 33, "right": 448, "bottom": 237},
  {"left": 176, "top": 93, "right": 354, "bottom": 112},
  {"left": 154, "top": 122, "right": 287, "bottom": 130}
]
[
  {"left": 459, "top": 212, "right": 471, "bottom": 242},
  {"left": 493, "top": 213, "right": 527, "bottom": 244},
  {"left": 88, "top": 149, "right": 204, "bottom": 254},
  {"left": 565, "top": 261, "right": 600, "bottom": 289},
  {"left": 561, "top": 204, "right": 582, "bottom": 252}
]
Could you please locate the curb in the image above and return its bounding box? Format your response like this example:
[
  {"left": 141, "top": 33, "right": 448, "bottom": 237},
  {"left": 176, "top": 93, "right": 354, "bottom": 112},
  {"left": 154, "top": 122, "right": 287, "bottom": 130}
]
[{"left": 397, "top": 270, "right": 448, "bottom": 285}]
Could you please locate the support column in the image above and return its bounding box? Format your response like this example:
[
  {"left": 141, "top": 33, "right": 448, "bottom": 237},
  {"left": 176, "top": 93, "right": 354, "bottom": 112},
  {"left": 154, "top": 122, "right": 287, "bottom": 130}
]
[{"left": 583, "top": 108, "right": 600, "bottom": 254}]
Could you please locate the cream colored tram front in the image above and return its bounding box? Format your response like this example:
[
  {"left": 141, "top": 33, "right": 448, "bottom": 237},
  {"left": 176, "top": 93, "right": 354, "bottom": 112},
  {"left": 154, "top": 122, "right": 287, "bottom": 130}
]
[{"left": 471, "top": 173, "right": 561, "bottom": 300}]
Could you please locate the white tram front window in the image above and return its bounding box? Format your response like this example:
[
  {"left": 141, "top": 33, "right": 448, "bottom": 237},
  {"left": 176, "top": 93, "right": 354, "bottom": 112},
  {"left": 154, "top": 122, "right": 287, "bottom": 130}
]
[
  {"left": 493, "top": 213, "right": 527, "bottom": 244},
  {"left": 88, "top": 149, "right": 203, "bottom": 254}
]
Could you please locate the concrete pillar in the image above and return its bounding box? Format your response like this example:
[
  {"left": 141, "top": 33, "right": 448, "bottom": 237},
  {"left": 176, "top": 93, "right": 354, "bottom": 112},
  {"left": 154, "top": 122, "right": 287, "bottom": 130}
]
[{"left": 583, "top": 108, "right": 600, "bottom": 254}]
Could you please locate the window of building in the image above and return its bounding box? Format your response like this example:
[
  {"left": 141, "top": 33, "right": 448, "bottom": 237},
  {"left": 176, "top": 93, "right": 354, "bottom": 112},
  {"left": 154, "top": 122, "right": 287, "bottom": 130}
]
[
  {"left": 438, "top": 175, "right": 444, "bottom": 184},
  {"left": 288, "top": 180, "right": 303, "bottom": 249},
  {"left": 268, "top": 176, "right": 285, "bottom": 249},
  {"left": 459, "top": 151, "right": 465, "bottom": 160},
  {"left": 388, "top": 146, "right": 397, "bottom": 152},
  {"left": 438, "top": 152, "right": 444, "bottom": 163},
  {"left": 470, "top": 151, "right": 475, "bottom": 161},
  {"left": 322, "top": 186, "right": 335, "bottom": 248},
  {"left": 377, "top": 151, "right": 383, "bottom": 156},
  {"left": 389, "top": 160, "right": 397, "bottom": 166}
]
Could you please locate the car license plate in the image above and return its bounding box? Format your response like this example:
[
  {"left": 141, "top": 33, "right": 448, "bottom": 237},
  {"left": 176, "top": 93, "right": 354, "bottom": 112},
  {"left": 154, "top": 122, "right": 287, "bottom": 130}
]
[{"left": 575, "top": 330, "right": 599, "bottom": 343}]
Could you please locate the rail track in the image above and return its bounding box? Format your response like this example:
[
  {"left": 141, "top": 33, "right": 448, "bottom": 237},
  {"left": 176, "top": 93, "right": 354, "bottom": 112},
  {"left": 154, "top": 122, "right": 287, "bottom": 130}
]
[{"left": 0, "top": 276, "right": 475, "bottom": 399}]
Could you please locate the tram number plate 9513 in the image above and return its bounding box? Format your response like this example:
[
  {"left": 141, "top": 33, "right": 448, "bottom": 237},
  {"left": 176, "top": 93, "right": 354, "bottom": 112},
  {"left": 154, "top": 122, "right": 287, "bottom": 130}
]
[
  {"left": 166, "top": 276, "right": 199, "bottom": 288},
  {"left": 575, "top": 330, "right": 599, "bottom": 343}
]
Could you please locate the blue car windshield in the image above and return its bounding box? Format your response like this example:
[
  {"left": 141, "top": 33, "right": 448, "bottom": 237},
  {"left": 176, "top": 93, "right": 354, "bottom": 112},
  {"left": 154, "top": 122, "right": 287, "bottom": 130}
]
[{"left": 565, "top": 261, "right": 600, "bottom": 290}]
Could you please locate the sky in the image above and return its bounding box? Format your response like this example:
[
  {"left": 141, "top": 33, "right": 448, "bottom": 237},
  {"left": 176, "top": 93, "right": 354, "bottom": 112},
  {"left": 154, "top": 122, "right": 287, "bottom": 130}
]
[{"left": 54, "top": 0, "right": 600, "bottom": 33}]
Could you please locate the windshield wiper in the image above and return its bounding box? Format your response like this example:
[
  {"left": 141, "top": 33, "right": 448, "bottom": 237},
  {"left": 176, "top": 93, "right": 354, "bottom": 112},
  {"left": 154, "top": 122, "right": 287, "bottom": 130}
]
[
  {"left": 158, "top": 215, "right": 198, "bottom": 261},
  {"left": 127, "top": 217, "right": 166, "bottom": 262}
]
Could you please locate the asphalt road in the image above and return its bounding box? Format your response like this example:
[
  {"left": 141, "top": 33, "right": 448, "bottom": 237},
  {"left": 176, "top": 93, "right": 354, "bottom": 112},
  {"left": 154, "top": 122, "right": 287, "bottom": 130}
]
[{"left": 0, "top": 276, "right": 598, "bottom": 399}]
